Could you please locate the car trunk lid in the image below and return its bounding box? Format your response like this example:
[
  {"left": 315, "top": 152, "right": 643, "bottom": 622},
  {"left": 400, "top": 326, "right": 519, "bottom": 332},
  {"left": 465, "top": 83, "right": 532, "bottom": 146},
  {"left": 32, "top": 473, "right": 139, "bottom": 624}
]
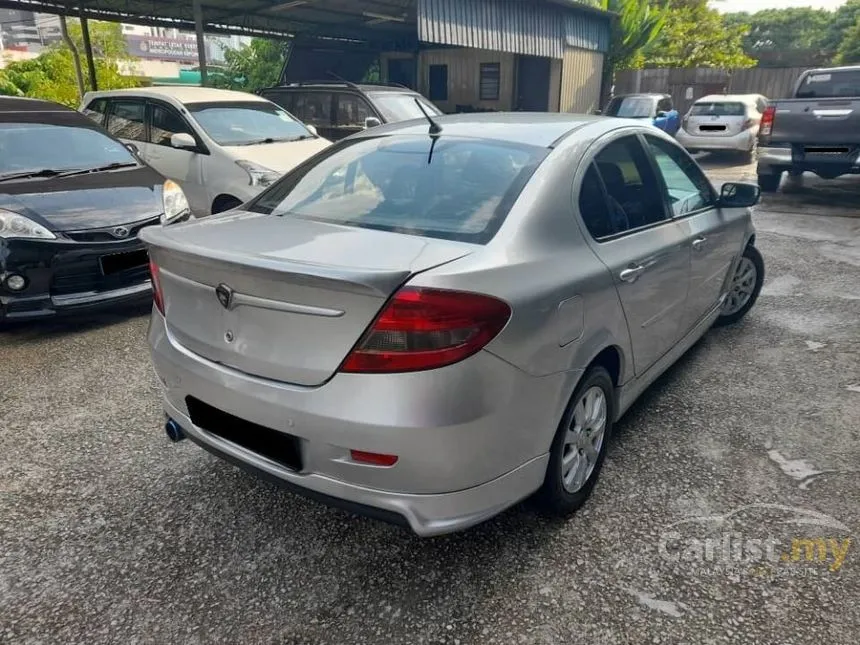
[
  {"left": 769, "top": 98, "right": 860, "bottom": 145},
  {"left": 141, "top": 212, "right": 474, "bottom": 386}
]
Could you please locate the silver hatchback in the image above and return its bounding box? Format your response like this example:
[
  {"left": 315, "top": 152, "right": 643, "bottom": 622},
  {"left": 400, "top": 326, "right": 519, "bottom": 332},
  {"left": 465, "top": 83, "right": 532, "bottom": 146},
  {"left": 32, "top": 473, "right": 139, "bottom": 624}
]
[{"left": 142, "top": 113, "right": 765, "bottom": 536}]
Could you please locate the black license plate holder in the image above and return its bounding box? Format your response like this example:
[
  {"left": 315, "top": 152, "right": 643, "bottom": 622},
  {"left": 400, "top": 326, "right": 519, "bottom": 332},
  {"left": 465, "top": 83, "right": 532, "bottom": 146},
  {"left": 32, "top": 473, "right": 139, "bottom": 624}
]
[{"left": 100, "top": 249, "right": 148, "bottom": 276}]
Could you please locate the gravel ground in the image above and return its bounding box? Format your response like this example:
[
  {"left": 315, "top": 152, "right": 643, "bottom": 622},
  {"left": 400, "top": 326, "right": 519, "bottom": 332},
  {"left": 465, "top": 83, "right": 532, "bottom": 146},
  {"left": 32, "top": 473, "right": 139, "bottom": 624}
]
[{"left": 2, "top": 158, "right": 859, "bottom": 645}]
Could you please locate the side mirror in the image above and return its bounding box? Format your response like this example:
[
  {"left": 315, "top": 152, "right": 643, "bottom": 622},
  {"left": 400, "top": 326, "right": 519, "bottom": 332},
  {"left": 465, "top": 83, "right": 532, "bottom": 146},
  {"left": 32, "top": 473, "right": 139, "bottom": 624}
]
[
  {"left": 364, "top": 116, "right": 382, "bottom": 129},
  {"left": 305, "top": 124, "right": 318, "bottom": 136},
  {"left": 124, "top": 142, "right": 140, "bottom": 155},
  {"left": 720, "top": 182, "right": 761, "bottom": 208},
  {"left": 171, "top": 132, "right": 197, "bottom": 150}
]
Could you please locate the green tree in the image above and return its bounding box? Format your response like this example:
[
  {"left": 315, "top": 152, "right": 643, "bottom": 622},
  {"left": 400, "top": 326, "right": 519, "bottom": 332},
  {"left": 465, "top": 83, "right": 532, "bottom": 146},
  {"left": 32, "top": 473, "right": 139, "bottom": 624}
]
[
  {"left": 822, "top": 0, "right": 860, "bottom": 60},
  {"left": 61, "top": 20, "right": 131, "bottom": 60},
  {"left": 0, "top": 49, "right": 140, "bottom": 106},
  {"left": 723, "top": 8, "right": 832, "bottom": 66},
  {"left": 210, "top": 38, "right": 286, "bottom": 91},
  {"left": 835, "top": 17, "right": 860, "bottom": 64},
  {"left": 644, "top": 0, "right": 755, "bottom": 68},
  {"left": 601, "top": 0, "right": 667, "bottom": 71}
]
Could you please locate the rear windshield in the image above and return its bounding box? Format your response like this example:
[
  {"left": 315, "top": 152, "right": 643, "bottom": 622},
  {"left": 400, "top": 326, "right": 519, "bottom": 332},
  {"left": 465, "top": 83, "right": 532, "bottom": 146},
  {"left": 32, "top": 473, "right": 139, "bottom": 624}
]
[
  {"left": 690, "top": 102, "right": 746, "bottom": 117},
  {"left": 796, "top": 70, "right": 860, "bottom": 99},
  {"left": 605, "top": 97, "right": 656, "bottom": 118},
  {"left": 250, "top": 135, "right": 547, "bottom": 244}
]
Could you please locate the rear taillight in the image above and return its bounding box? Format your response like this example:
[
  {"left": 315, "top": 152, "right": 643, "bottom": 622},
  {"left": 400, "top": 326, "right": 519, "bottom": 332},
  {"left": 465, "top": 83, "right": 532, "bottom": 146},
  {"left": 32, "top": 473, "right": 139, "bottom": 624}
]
[
  {"left": 341, "top": 287, "right": 511, "bottom": 373},
  {"left": 760, "top": 107, "right": 775, "bottom": 136},
  {"left": 149, "top": 259, "right": 165, "bottom": 315}
]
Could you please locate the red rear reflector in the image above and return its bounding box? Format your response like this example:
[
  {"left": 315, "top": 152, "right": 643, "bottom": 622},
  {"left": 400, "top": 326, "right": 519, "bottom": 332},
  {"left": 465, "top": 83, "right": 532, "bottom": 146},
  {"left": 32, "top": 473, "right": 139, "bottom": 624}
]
[
  {"left": 760, "top": 106, "right": 775, "bottom": 136},
  {"left": 341, "top": 287, "right": 511, "bottom": 373},
  {"left": 350, "top": 450, "right": 399, "bottom": 466},
  {"left": 149, "top": 259, "right": 165, "bottom": 315}
]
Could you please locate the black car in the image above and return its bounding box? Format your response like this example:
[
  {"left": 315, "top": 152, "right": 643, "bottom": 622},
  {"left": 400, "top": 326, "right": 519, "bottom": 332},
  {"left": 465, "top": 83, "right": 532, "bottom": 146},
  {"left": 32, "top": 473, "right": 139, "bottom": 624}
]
[
  {"left": 0, "top": 97, "right": 190, "bottom": 323},
  {"left": 258, "top": 81, "right": 442, "bottom": 142}
]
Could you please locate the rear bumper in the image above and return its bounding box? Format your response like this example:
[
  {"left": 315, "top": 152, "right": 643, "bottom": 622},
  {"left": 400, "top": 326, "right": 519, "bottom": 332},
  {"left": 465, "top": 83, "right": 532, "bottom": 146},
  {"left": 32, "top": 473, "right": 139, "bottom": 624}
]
[
  {"left": 0, "top": 237, "right": 152, "bottom": 322},
  {"left": 758, "top": 145, "right": 860, "bottom": 176},
  {"left": 677, "top": 128, "right": 755, "bottom": 152},
  {"left": 149, "top": 312, "right": 569, "bottom": 536}
]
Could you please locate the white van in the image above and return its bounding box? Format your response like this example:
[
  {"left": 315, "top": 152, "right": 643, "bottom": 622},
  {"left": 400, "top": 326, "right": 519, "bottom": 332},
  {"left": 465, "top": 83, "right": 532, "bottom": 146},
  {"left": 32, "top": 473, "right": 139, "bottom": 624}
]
[
  {"left": 676, "top": 94, "right": 769, "bottom": 160},
  {"left": 80, "top": 87, "right": 331, "bottom": 215}
]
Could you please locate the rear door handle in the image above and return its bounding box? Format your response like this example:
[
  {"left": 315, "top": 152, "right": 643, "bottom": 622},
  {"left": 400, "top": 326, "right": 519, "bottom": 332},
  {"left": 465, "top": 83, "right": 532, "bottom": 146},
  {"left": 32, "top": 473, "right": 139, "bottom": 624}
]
[
  {"left": 619, "top": 264, "right": 646, "bottom": 283},
  {"left": 692, "top": 236, "right": 707, "bottom": 251}
]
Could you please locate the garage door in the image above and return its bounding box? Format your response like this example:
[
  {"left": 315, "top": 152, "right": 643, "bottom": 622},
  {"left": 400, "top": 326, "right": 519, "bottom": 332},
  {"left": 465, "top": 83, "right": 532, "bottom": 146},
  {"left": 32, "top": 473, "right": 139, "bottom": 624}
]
[{"left": 561, "top": 47, "right": 604, "bottom": 114}]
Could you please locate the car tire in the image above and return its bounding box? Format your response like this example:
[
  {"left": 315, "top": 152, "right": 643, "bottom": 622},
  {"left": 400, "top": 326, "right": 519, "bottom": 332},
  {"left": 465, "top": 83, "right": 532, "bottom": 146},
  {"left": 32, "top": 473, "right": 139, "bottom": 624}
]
[
  {"left": 212, "top": 196, "right": 243, "bottom": 214},
  {"left": 714, "top": 244, "right": 765, "bottom": 327},
  {"left": 757, "top": 172, "right": 781, "bottom": 193},
  {"left": 535, "top": 366, "right": 614, "bottom": 517}
]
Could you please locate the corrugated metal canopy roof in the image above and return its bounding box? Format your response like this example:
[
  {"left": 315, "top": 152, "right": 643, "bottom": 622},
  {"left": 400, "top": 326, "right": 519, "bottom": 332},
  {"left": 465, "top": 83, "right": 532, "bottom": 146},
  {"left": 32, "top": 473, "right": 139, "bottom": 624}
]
[{"left": 0, "top": 0, "right": 610, "bottom": 43}]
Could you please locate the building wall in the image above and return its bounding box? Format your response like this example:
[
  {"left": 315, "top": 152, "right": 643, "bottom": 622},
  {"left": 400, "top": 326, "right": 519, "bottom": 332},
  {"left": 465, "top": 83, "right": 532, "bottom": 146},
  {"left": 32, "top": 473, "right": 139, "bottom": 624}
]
[
  {"left": 560, "top": 47, "right": 603, "bottom": 115},
  {"left": 417, "top": 47, "right": 516, "bottom": 113},
  {"left": 548, "top": 58, "right": 562, "bottom": 112}
]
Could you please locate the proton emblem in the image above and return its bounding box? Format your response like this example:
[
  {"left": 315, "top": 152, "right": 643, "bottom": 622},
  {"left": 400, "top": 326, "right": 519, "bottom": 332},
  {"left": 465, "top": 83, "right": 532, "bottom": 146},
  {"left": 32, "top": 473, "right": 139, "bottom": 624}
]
[
  {"left": 111, "top": 226, "right": 130, "bottom": 238},
  {"left": 215, "top": 283, "right": 234, "bottom": 310}
]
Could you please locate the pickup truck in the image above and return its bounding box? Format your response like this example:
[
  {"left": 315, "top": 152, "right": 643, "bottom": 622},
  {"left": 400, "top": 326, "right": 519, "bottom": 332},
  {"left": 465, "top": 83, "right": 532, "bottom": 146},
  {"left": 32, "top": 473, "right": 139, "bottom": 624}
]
[{"left": 757, "top": 65, "right": 860, "bottom": 192}]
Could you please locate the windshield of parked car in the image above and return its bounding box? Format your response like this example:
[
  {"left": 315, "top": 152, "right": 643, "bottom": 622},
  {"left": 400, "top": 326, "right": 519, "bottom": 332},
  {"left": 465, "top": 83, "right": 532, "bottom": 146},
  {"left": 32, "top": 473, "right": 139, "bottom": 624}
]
[
  {"left": 368, "top": 92, "right": 443, "bottom": 122},
  {"left": 250, "top": 135, "right": 547, "bottom": 244},
  {"left": 605, "top": 97, "right": 656, "bottom": 118},
  {"left": 690, "top": 102, "right": 746, "bottom": 117},
  {"left": 186, "top": 101, "right": 312, "bottom": 145},
  {"left": 0, "top": 121, "right": 136, "bottom": 176},
  {"left": 796, "top": 69, "right": 860, "bottom": 98}
]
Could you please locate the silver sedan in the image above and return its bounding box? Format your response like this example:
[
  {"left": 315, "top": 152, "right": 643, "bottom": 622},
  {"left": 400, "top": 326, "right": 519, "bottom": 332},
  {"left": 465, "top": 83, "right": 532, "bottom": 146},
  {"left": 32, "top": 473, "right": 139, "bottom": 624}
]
[{"left": 142, "top": 113, "right": 765, "bottom": 536}]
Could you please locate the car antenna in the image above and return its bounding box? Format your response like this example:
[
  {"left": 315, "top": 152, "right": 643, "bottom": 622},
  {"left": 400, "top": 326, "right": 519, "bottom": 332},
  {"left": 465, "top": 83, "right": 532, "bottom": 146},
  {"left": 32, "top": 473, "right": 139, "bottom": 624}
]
[{"left": 413, "top": 98, "right": 442, "bottom": 164}]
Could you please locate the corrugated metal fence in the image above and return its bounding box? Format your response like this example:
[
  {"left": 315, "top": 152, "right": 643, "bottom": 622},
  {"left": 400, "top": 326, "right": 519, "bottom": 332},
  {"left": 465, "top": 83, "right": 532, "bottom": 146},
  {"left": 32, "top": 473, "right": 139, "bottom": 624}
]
[{"left": 615, "top": 67, "right": 809, "bottom": 114}]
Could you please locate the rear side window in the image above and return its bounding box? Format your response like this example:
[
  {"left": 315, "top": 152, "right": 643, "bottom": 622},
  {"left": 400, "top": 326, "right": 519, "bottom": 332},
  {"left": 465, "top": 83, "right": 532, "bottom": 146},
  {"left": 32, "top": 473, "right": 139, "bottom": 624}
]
[
  {"left": 796, "top": 70, "right": 860, "bottom": 99},
  {"left": 292, "top": 92, "right": 332, "bottom": 127},
  {"left": 107, "top": 99, "right": 146, "bottom": 141},
  {"left": 261, "top": 90, "right": 293, "bottom": 112},
  {"left": 690, "top": 102, "right": 745, "bottom": 117},
  {"left": 251, "top": 136, "right": 548, "bottom": 244},
  {"left": 82, "top": 98, "right": 107, "bottom": 125}
]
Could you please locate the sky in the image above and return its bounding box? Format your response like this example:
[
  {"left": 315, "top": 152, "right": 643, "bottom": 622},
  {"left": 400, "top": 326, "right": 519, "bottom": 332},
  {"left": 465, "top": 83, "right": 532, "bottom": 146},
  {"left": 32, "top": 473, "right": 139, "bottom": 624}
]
[{"left": 712, "top": 0, "right": 847, "bottom": 12}]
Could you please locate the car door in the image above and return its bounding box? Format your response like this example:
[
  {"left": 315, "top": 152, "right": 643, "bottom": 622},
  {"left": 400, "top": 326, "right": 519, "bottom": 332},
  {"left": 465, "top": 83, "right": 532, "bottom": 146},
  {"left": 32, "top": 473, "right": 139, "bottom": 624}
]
[
  {"left": 643, "top": 134, "right": 748, "bottom": 329},
  {"left": 579, "top": 133, "right": 692, "bottom": 376},
  {"left": 104, "top": 98, "right": 148, "bottom": 154},
  {"left": 145, "top": 100, "right": 210, "bottom": 215}
]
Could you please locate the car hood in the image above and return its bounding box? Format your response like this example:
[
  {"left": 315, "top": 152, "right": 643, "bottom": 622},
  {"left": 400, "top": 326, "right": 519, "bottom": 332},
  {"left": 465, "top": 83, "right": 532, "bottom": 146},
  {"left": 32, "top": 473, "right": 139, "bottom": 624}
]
[
  {"left": 222, "top": 137, "right": 332, "bottom": 173},
  {"left": 0, "top": 165, "right": 164, "bottom": 232}
]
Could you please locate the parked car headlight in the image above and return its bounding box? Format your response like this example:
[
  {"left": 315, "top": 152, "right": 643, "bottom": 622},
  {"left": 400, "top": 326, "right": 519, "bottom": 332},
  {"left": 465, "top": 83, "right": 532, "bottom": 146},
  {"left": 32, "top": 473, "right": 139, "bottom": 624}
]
[
  {"left": 161, "top": 180, "right": 192, "bottom": 225},
  {"left": 0, "top": 208, "right": 56, "bottom": 240},
  {"left": 236, "top": 160, "right": 280, "bottom": 188}
]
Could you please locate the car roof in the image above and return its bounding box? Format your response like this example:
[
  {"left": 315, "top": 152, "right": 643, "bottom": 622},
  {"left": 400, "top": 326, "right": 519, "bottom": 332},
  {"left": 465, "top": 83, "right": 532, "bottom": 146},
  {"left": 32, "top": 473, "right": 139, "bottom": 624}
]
[
  {"left": 84, "top": 86, "right": 271, "bottom": 105},
  {"left": 0, "top": 96, "right": 75, "bottom": 114},
  {"left": 612, "top": 93, "right": 669, "bottom": 100},
  {"left": 263, "top": 82, "right": 420, "bottom": 96},
  {"left": 349, "top": 112, "right": 603, "bottom": 148}
]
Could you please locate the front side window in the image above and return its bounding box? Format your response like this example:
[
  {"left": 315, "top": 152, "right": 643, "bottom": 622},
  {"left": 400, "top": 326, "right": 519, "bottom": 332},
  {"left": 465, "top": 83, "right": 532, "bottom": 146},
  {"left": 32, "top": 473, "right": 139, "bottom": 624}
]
[
  {"left": 645, "top": 136, "right": 715, "bottom": 216},
  {"left": 149, "top": 103, "right": 195, "bottom": 146},
  {"left": 479, "top": 63, "right": 501, "bottom": 101},
  {"left": 0, "top": 121, "right": 136, "bottom": 176},
  {"left": 186, "top": 101, "right": 312, "bottom": 146},
  {"left": 605, "top": 96, "right": 657, "bottom": 119},
  {"left": 251, "top": 135, "right": 547, "bottom": 244},
  {"left": 591, "top": 136, "right": 667, "bottom": 232},
  {"left": 335, "top": 94, "right": 373, "bottom": 128},
  {"left": 107, "top": 99, "right": 146, "bottom": 141}
]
